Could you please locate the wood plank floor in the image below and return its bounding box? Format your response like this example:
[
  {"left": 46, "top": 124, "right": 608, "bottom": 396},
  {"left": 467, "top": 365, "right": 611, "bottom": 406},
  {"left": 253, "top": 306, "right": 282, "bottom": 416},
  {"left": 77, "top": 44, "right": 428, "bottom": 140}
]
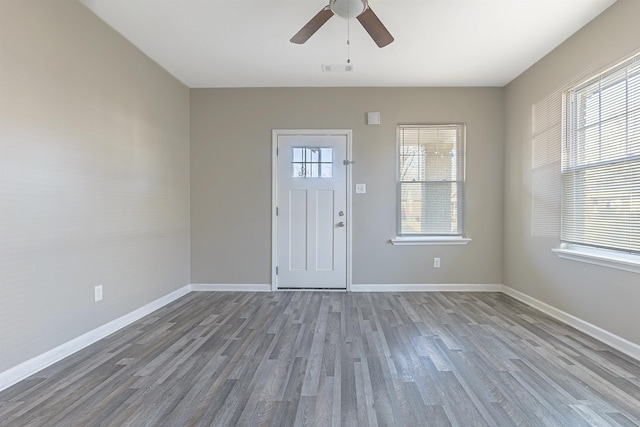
[{"left": 1, "top": 291, "right": 639, "bottom": 426}]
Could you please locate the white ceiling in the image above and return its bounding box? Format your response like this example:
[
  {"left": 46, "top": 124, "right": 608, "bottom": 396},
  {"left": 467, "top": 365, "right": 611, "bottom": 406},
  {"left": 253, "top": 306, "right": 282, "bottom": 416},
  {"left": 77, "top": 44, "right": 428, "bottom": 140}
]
[{"left": 79, "top": 0, "right": 616, "bottom": 88}]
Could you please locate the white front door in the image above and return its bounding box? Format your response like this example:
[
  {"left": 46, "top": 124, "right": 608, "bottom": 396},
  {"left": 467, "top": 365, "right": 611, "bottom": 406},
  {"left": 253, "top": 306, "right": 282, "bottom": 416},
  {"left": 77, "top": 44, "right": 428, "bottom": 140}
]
[{"left": 274, "top": 130, "right": 350, "bottom": 289}]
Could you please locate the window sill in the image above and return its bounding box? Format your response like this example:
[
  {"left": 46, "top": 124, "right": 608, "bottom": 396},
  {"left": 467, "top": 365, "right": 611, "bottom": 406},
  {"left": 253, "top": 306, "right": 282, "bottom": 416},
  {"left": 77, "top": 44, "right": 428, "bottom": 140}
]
[
  {"left": 390, "top": 236, "right": 472, "bottom": 246},
  {"left": 552, "top": 245, "right": 640, "bottom": 274}
]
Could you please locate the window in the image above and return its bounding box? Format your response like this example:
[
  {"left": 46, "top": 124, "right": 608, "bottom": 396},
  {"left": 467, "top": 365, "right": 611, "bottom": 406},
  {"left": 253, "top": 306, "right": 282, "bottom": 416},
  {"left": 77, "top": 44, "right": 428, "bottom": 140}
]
[
  {"left": 558, "top": 53, "right": 640, "bottom": 268},
  {"left": 396, "top": 124, "right": 466, "bottom": 240},
  {"left": 292, "top": 147, "right": 332, "bottom": 178}
]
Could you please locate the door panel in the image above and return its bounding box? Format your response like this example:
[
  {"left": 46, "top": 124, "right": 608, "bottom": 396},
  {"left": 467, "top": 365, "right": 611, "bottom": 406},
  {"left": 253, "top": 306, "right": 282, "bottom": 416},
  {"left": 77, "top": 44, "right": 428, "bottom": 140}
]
[
  {"left": 276, "top": 132, "right": 347, "bottom": 289},
  {"left": 315, "top": 190, "right": 335, "bottom": 271},
  {"left": 288, "top": 190, "right": 307, "bottom": 271}
]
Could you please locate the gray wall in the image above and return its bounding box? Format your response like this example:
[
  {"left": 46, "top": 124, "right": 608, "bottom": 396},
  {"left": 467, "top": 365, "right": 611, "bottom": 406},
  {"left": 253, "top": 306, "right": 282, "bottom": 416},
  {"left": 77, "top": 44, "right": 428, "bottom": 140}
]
[
  {"left": 504, "top": 0, "right": 640, "bottom": 345},
  {"left": 3, "top": 0, "right": 636, "bottom": 379},
  {"left": 0, "top": 1, "right": 191, "bottom": 372},
  {"left": 190, "top": 87, "right": 504, "bottom": 285}
]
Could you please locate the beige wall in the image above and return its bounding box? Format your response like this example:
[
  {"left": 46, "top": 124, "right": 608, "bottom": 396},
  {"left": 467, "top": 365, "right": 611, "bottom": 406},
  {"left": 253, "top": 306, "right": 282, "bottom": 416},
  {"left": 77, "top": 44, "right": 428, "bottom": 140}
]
[
  {"left": 504, "top": 0, "right": 640, "bottom": 345},
  {"left": 0, "top": 1, "right": 190, "bottom": 372},
  {"left": 3, "top": 0, "right": 635, "bottom": 380},
  {"left": 190, "top": 87, "right": 504, "bottom": 285}
]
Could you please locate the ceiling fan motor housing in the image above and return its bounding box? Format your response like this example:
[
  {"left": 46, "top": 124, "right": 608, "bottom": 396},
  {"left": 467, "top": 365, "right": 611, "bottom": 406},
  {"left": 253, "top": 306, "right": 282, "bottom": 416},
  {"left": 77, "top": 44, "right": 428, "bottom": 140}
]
[
  {"left": 330, "top": 0, "right": 367, "bottom": 18},
  {"left": 290, "top": 0, "right": 392, "bottom": 48}
]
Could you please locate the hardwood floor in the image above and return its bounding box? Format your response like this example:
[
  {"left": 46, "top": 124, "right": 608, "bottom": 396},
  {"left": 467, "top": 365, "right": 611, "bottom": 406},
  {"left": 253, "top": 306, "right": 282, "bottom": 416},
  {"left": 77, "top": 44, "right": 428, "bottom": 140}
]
[{"left": 1, "top": 291, "right": 639, "bottom": 426}]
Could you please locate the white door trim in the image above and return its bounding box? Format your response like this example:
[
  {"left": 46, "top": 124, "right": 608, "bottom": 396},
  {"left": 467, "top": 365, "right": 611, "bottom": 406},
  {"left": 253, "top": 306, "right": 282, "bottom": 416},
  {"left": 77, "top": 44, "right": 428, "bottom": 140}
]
[{"left": 272, "top": 129, "right": 352, "bottom": 291}]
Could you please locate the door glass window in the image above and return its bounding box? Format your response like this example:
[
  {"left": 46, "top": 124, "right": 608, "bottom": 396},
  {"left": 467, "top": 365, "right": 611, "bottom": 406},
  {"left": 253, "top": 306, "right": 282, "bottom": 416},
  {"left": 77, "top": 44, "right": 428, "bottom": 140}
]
[{"left": 292, "top": 147, "right": 333, "bottom": 178}]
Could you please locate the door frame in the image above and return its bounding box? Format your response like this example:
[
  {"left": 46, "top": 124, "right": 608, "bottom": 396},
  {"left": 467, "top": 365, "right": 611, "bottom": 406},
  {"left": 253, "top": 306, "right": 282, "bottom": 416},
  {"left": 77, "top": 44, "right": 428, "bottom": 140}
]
[{"left": 271, "top": 129, "right": 353, "bottom": 291}]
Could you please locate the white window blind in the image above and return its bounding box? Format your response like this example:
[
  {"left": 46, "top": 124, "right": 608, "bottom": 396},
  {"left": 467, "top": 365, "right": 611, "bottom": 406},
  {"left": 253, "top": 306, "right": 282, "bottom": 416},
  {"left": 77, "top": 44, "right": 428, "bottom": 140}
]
[
  {"left": 397, "top": 124, "right": 465, "bottom": 236},
  {"left": 562, "top": 53, "right": 640, "bottom": 254}
]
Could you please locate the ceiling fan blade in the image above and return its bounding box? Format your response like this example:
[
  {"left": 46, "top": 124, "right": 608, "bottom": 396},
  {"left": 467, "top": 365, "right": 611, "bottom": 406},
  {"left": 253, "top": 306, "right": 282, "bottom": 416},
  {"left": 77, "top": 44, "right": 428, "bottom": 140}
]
[
  {"left": 356, "top": 6, "right": 394, "bottom": 48},
  {"left": 290, "top": 6, "right": 334, "bottom": 44}
]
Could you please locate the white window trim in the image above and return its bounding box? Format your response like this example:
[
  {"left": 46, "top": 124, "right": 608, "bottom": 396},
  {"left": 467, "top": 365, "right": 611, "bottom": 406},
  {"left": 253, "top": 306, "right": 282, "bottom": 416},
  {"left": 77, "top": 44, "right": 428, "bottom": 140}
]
[
  {"left": 391, "top": 236, "right": 472, "bottom": 246},
  {"left": 396, "top": 123, "right": 467, "bottom": 239},
  {"left": 555, "top": 52, "right": 640, "bottom": 271},
  {"left": 552, "top": 244, "right": 640, "bottom": 274}
]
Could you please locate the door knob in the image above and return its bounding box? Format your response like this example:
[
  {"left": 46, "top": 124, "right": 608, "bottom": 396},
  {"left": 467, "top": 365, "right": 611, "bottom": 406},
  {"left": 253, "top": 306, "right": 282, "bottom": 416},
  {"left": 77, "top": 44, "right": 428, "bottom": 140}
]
[{"left": 337, "top": 221, "right": 345, "bottom": 227}]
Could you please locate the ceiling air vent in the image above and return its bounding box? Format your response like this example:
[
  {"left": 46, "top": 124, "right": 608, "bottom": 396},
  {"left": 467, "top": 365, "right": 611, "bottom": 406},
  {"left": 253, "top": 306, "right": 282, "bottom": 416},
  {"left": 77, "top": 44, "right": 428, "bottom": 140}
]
[{"left": 322, "top": 64, "right": 354, "bottom": 72}]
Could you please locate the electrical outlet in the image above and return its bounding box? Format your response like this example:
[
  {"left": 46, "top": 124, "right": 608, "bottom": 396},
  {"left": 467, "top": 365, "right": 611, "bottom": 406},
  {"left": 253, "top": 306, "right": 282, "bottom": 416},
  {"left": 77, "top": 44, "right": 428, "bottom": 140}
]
[
  {"left": 95, "top": 285, "right": 103, "bottom": 302},
  {"left": 434, "top": 257, "right": 440, "bottom": 268},
  {"left": 355, "top": 184, "right": 366, "bottom": 194}
]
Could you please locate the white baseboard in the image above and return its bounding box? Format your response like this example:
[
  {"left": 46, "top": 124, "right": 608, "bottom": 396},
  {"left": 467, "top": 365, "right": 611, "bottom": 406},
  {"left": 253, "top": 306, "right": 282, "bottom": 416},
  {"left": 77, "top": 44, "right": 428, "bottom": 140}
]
[
  {"left": 3, "top": 283, "right": 638, "bottom": 393},
  {"left": 191, "top": 283, "right": 271, "bottom": 292},
  {"left": 351, "top": 284, "right": 503, "bottom": 292},
  {"left": 0, "top": 285, "right": 191, "bottom": 393},
  {"left": 502, "top": 286, "right": 640, "bottom": 361}
]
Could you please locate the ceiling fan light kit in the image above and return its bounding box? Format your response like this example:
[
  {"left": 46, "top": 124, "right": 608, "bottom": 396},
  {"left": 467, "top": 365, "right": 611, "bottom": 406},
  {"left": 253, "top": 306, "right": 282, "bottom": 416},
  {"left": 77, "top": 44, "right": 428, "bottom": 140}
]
[
  {"left": 330, "top": 0, "right": 366, "bottom": 18},
  {"left": 290, "top": 0, "right": 393, "bottom": 48}
]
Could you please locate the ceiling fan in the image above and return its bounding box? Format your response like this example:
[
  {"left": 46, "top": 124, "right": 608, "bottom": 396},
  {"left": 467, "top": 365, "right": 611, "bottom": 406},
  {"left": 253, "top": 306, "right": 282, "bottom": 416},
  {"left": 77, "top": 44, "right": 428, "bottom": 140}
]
[{"left": 290, "top": 0, "right": 394, "bottom": 48}]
